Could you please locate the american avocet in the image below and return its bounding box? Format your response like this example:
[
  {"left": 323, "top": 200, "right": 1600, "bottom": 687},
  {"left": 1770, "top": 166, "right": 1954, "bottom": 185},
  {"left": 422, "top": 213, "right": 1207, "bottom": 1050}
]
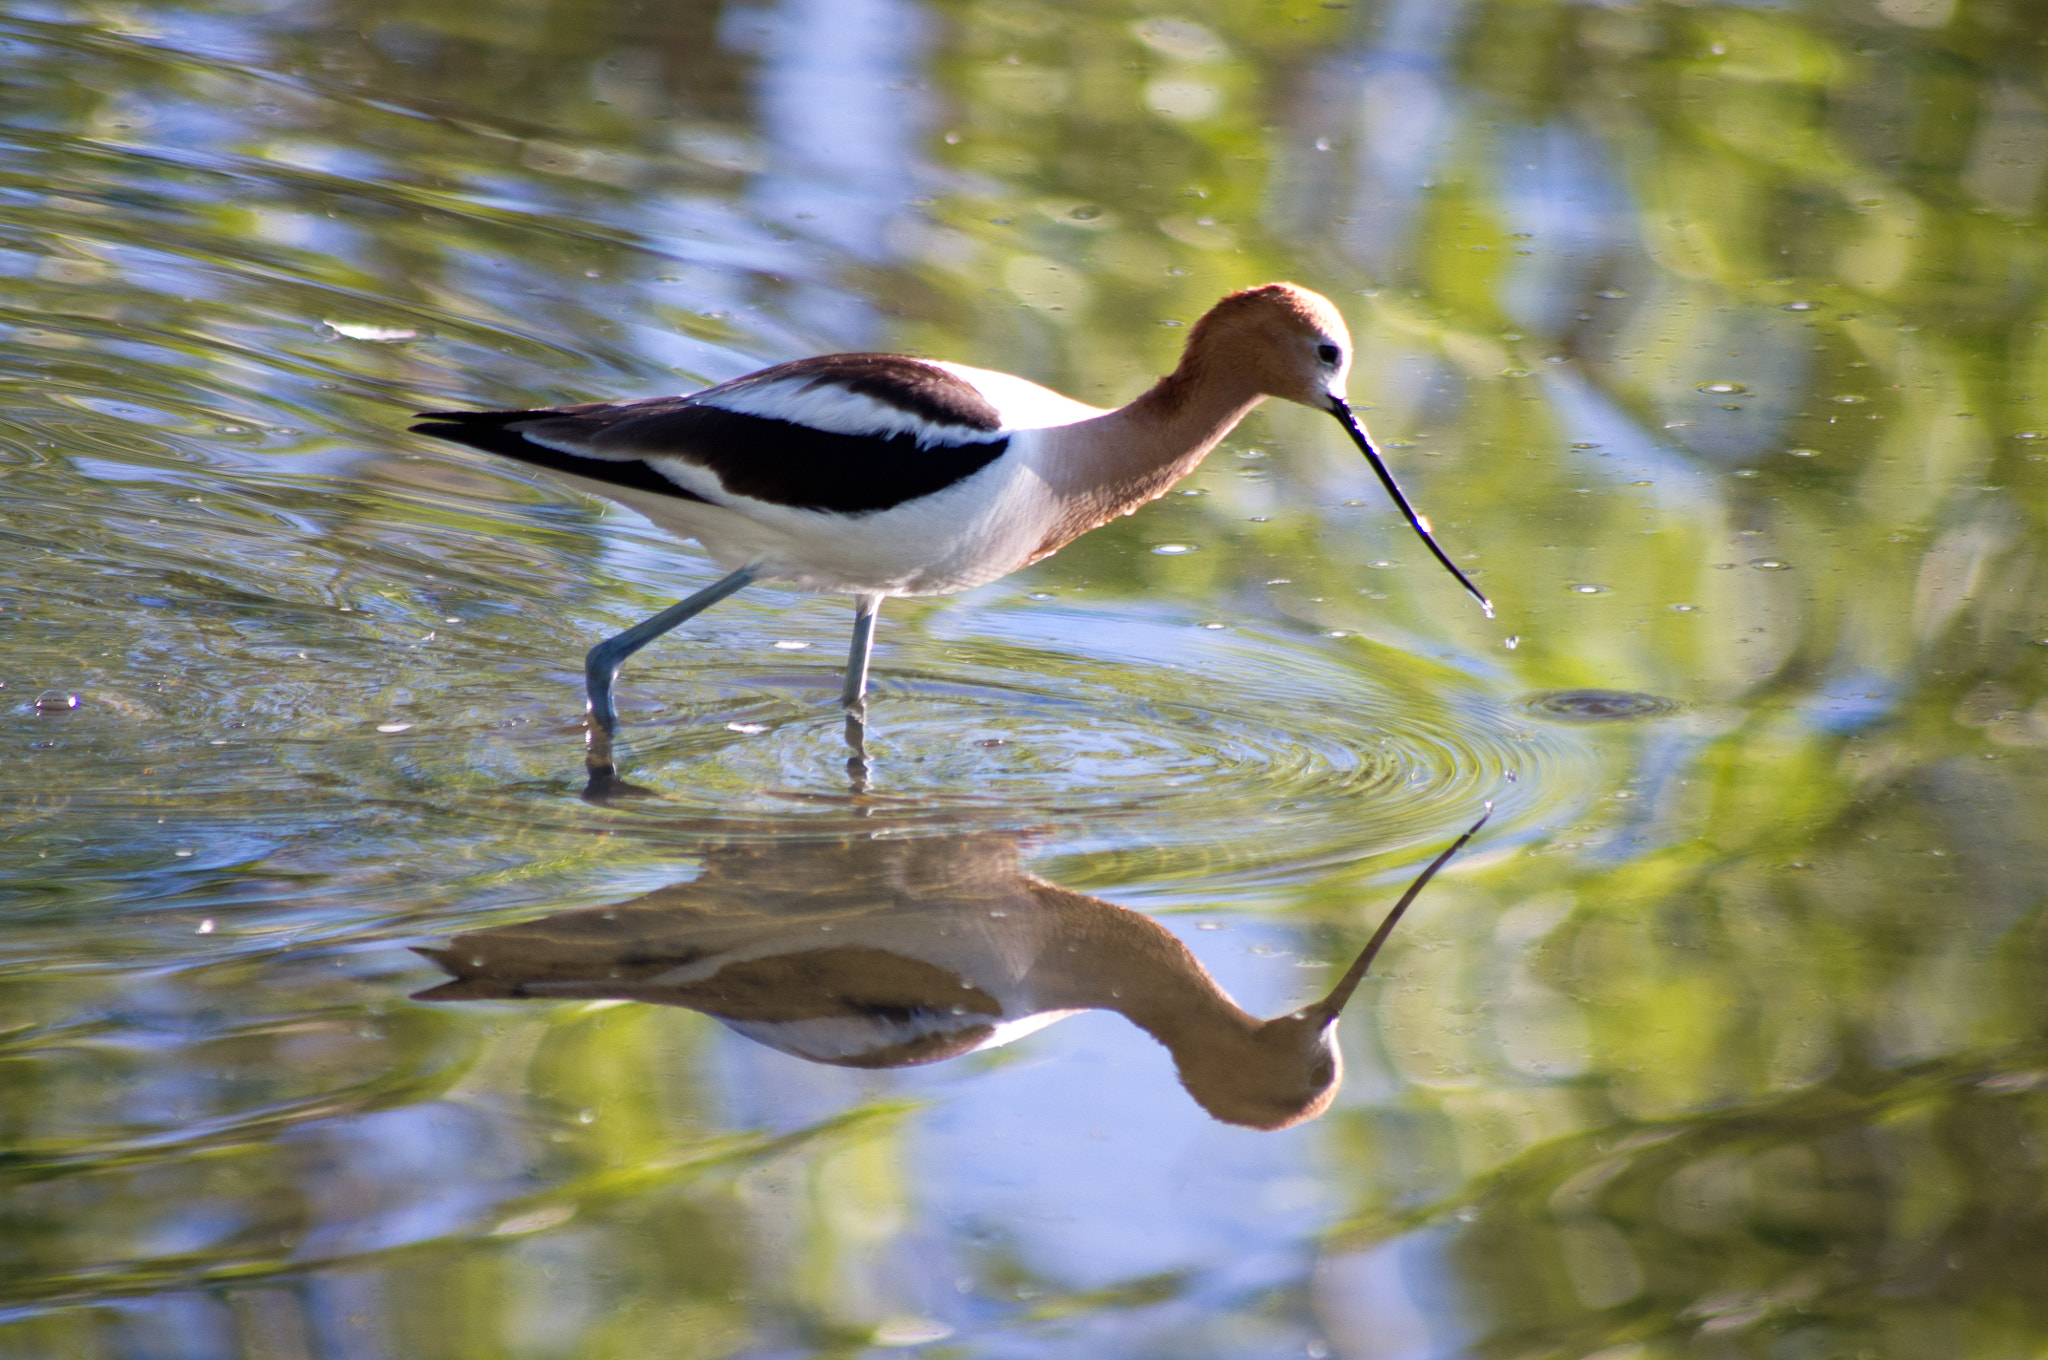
[
  {"left": 412, "top": 283, "right": 1489, "bottom": 738},
  {"left": 415, "top": 807, "right": 1489, "bottom": 1129}
]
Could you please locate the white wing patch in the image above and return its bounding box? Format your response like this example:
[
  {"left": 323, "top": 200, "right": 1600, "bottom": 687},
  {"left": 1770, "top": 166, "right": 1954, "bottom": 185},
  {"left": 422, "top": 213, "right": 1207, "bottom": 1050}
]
[
  {"left": 700, "top": 377, "right": 1003, "bottom": 450},
  {"left": 934, "top": 362, "right": 1105, "bottom": 431}
]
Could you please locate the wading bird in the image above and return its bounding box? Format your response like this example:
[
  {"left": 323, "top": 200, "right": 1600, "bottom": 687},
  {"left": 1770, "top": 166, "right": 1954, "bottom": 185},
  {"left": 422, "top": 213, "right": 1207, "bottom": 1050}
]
[{"left": 412, "top": 283, "right": 1489, "bottom": 742}]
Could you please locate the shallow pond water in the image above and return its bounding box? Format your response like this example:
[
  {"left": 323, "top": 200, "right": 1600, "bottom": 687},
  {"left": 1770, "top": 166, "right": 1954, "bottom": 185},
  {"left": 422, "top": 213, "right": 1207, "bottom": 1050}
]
[{"left": 4, "top": 0, "right": 2048, "bottom": 1356}]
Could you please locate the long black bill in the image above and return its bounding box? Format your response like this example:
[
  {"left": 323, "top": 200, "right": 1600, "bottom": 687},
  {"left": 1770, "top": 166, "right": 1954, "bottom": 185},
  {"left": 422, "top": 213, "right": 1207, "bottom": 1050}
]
[
  {"left": 1309, "top": 803, "right": 1493, "bottom": 1023},
  {"left": 1328, "top": 396, "right": 1493, "bottom": 619}
]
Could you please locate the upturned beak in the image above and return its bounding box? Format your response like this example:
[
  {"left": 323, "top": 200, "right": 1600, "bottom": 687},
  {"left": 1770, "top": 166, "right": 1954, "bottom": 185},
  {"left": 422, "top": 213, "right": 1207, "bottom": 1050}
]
[
  {"left": 1305, "top": 804, "right": 1494, "bottom": 1026},
  {"left": 1327, "top": 397, "right": 1493, "bottom": 619}
]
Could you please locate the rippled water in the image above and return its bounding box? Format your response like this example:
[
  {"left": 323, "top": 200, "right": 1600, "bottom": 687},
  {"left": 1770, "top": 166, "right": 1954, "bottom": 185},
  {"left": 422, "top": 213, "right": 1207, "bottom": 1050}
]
[{"left": 5, "top": 0, "right": 2048, "bottom": 1355}]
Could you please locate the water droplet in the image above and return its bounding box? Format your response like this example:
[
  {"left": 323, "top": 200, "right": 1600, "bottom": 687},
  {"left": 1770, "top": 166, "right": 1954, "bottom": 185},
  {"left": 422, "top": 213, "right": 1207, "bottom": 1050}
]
[
  {"left": 1749, "top": 559, "right": 1791, "bottom": 570},
  {"left": 1151, "top": 543, "right": 1198, "bottom": 555},
  {"left": 1566, "top": 583, "right": 1610, "bottom": 595},
  {"left": 1697, "top": 381, "right": 1748, "bottom": 395},
  {"left": 772, "top": 640, "right": 809, "bottom": 649}
]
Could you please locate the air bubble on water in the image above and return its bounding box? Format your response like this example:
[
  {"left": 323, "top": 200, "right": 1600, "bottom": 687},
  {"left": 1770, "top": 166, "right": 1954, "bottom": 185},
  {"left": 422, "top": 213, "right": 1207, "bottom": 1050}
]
[
  {"left": 1749, "top": 559, "right": 1791, "bottom": 570},
  {"left": 1697, "top": 382, "right": 1747, "bottom": 395},
  {"left": 1566, "top": 583, "right": 1610, "bottom": 595},
  {"left": 375, "top": 721, "right": 412, "bottom": 733},
  {"left": 726, "top": 722, "right": 769, "bottom": 734},
  {"left": 1151, "top": 543, "right": 1198, "bottom": 555},
  {"left": 772, "top": 640, "right": 809, "bottom": 650}
]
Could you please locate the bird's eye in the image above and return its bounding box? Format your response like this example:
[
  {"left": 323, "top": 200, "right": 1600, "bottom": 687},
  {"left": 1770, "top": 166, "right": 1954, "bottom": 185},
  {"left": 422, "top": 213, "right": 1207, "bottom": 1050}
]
[{"left": 1316, "top": 343, "right": 1342, "bottom": 366}]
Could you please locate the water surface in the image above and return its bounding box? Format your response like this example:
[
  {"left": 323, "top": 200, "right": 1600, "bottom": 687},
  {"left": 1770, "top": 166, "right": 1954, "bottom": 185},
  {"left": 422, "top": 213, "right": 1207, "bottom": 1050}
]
[{"left": 4, "top": 0, "right": 2047, "bottom": 1355}]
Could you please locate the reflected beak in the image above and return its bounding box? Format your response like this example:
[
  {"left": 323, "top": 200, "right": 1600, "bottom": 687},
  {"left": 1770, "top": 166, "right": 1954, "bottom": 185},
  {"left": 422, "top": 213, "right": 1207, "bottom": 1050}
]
[
  {"left": 1308, "top": 804, "right": 1495, "bottom": 1025},
  {"left": 1327, "top": 397, "right": 1493, "bottom": 619}
]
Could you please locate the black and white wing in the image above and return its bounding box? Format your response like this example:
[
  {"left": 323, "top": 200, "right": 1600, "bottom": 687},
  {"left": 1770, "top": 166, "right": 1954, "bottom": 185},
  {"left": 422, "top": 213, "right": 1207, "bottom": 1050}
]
[{"left": 411, "top": 353, "right": 1014, "bottom": 515}]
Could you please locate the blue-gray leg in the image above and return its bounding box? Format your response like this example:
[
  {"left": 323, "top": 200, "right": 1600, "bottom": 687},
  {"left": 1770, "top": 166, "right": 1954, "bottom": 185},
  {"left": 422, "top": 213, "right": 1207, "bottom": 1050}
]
[
  {"left": 841, "top": 596, "right": 882, "bottom": 793},
  {"left": 841, "top": 594, "right": 882, "bottom": 713},
  {"left": 585, "top": 566, "right": 756, "bottom": 734}
]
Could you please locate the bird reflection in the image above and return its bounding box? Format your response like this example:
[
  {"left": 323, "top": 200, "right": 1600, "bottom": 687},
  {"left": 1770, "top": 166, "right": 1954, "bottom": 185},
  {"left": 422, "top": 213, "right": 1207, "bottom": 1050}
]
[{"left": 414, "top": 813, "right": 1486, "bottom": 1130}]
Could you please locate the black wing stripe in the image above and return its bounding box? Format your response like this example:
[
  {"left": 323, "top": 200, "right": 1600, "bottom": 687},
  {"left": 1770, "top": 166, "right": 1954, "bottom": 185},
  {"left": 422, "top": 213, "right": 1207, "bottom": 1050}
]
[
  {"left": 603, "top": 406, "right": 1010, "bottom": 513},
  {"left": 411, "top": 405, "right": 1009, "bottom": 514},
  {"left": 409, "top": 417, "right": 710, "bottom": 503}
]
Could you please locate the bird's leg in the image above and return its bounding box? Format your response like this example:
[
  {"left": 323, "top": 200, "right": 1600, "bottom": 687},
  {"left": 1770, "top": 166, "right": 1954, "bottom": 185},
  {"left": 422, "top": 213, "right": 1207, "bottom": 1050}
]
[
  {"left": 841, "top": 594, "right": 882, "bottom": 715},
  {"left": 841, "top": 595, "right": 882, "bottom": 793},
  {"left": 584, "top": 566, "right": 756, "bottom": 737},
  {"left": 843, "top": 712, "right": 871, "bottom": 793}
]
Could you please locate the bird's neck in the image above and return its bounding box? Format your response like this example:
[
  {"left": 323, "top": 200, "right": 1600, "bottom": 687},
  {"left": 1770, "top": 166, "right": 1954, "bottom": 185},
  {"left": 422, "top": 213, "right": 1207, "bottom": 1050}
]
[
  {"left": 1028, "top": 360, "right": 1266, "bottom": 559},
  {"left": 1021, "top": 882, "right": 1266, "bottom": 1050}
]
